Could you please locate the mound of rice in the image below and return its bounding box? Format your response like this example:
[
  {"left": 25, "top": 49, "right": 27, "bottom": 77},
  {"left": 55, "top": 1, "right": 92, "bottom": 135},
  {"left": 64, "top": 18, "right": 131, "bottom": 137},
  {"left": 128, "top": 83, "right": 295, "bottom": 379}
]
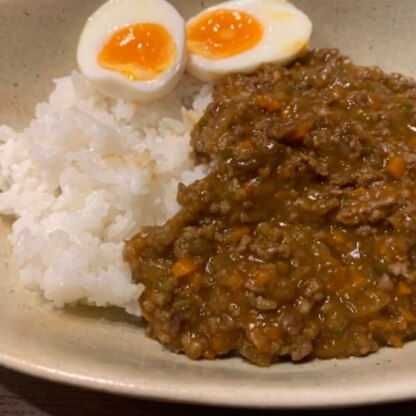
[{"left": 0, "top": 72, "right": 212, "bottom": 315}]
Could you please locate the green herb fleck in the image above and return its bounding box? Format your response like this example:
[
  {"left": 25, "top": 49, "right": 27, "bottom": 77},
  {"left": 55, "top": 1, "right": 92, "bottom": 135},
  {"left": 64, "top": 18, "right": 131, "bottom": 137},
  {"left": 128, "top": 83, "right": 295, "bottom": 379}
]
[
  {"left": 364, "top": 81, "right": 375, "bottom": 92},
  {"left": 172, "top": 299, "right": 191, "bottom": 311},
  {"left": 220, "top": 148, "right": 233, "bottom": 160},
  {"left": 401, "top": 101, "right": 413, "bottom": 111},
  {"left": 374, "top": 259, "right": 389, "bottom": 274},
  {"left": 156, "top": 279, "right": 167, "bottom": 292},
  {"left": 361, "top": 145, "right": 373, "bottom": 157}
]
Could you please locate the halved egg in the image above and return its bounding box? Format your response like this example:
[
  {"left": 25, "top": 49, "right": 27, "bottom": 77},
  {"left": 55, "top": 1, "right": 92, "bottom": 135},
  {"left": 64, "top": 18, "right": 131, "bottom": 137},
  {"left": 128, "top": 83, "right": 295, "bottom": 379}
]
[
  {"left": 77, "top": 0, "right": 186, "bottom": 101},
  {"left": 186, "top": 0, "right": 313, "bottom": 81}
]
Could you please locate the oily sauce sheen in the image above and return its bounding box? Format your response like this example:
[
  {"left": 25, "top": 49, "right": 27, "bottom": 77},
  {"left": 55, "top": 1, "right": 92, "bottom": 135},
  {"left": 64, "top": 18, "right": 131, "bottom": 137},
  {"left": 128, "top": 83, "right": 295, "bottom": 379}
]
[{"left": 124, "top": 49, "right": 416, "bottom": 366}]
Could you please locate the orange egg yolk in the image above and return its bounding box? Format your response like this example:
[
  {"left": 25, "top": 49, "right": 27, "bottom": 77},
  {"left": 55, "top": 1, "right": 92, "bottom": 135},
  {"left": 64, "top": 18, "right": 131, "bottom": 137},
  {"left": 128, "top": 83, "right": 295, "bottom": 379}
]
[
  {"left": 98, "top": 23, "right": 177, "bottom": 81},
  {"left": 187, "top": 9, "right": 264, "bottom": 60}
]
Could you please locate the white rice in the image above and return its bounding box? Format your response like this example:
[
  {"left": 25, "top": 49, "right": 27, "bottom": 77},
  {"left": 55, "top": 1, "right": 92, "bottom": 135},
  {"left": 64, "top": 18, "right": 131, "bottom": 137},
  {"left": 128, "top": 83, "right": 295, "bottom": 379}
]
[{"left": 0, "top": 72, "right": 212, "bottom": 315}]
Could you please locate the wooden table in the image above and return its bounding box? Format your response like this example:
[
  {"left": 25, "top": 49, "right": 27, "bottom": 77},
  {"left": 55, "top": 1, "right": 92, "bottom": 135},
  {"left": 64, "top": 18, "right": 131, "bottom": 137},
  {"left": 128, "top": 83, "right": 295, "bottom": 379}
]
[{"left": 1, "top": 366, "right": 416, "bottom": 416}]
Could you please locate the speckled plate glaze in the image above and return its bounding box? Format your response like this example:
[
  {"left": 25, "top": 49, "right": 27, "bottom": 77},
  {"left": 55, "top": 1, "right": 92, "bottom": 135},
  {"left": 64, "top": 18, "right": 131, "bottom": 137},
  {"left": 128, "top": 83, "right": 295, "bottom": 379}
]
[{"left": 1, "top": 0, "right": 416, "bottom": 409}]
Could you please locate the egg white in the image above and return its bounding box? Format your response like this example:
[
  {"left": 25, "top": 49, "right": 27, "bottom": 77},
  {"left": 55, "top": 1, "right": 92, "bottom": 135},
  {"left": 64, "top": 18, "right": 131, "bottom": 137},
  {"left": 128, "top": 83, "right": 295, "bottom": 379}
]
[
  {"left": 186, "top": 0, "right": 313, "bottom": 82},
  {"left": 77, "top": 0, "right": 186, "bottom": 101}
]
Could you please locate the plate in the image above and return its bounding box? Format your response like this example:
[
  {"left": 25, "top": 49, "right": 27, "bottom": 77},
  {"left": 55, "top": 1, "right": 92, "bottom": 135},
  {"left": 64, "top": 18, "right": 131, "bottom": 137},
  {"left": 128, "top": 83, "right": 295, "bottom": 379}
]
[{"left": 1, "top": 0, "right": 416, "bottom": 409}]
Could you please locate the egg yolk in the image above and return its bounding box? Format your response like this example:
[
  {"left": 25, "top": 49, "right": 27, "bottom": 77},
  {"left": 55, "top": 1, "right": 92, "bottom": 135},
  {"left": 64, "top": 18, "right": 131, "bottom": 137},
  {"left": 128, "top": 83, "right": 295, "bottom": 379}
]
[
  {"left": 187, "top": 9, "right": 264, "bottom": 60},
  {"left": 98, "top": 23, "right": 177, "bottom": 81}
]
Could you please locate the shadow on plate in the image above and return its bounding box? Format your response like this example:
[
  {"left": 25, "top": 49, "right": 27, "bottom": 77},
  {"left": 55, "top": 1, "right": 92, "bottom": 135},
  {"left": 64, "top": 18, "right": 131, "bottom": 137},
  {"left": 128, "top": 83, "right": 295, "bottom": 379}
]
[{"left": 63, "top": 303, "right": 145, "bottom": 328}]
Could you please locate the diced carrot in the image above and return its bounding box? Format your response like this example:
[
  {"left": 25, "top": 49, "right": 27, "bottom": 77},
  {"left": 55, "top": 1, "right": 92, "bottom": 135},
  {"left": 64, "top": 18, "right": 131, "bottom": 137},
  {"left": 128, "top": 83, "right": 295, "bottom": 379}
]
[
  {"left": 286, "top": 120, "right": 314, "bottom": 143},
  {"left": 258, "top": 166, "right": 272, "bottom": 179},
  {"left": 238, "top": 139, "right": 254, "bottom": 150},
  {"left": 400, "top": 308, "right": 416, "bottom": 323},
  {"left": 211, "top": 334, "right": 229, "bottom": 354},
  {"left": 352, "top": 187, "right": 365, "bottom": 197},
  {"left": 190, "top": 272, "right": 203, "bottom": 290},
  {"left": 255, "top": 269, "right": 275, "bottom": 287},
  {"left": 253, "top": 95, "right": 281, "bottom": 112},
  {"left": 397, "top": 281, "right": 412, "bottom": 296},
  {"left": 122, "top": 237, "right": 145, "bottom": 263},
  {"left": 386, "top": 156, "right": 406, "bottom": 179},
  {"left": 264, "top": 325, "right": 280, "bottom": 340},
  {"left": 221, "top": 271, "right": 243, "bottom": 290},
  {"left": 171, "top": 257, "right": 197, "bottom": 278},
  {"left": 231, "top": 227, "right": 249, "bottom": 243},
  {"left": 203, "top": 350, "right": 216, "bottom": 360},
  {"left": 369, "top": 94, "right": 382, "bottom": 111},
  {"left": 248, "top": 327, "right": 268, "bottom": 351},
  {"left": 388, "top": 334, "right": 403, "bottom": 348},
  {"left": 369, "top": 318, "right": 395, "bottom": 332}
]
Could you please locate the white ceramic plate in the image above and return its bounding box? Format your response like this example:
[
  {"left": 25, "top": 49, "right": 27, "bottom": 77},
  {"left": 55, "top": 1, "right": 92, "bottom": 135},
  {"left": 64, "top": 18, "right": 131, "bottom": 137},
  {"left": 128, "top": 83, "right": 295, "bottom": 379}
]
[{"left": 1, "top": 0, "right": 416, "bottom": 409}]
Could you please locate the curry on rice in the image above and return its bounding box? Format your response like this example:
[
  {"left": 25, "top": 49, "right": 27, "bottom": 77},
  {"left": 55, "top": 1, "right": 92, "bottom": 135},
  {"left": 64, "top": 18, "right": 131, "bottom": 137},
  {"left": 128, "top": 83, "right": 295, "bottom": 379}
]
[{"left": 124, "top": 49, "right": 416, "bottom": 366}]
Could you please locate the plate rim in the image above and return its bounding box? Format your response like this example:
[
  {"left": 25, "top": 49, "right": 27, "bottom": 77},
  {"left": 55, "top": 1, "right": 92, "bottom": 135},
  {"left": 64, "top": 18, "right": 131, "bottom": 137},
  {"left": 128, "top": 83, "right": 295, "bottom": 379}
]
[
  {"left": 2, "top": 0, "right": 416, "bottom": 410},
  {"left": 1, "top": 348, "right": 416, "bottom": 409}
]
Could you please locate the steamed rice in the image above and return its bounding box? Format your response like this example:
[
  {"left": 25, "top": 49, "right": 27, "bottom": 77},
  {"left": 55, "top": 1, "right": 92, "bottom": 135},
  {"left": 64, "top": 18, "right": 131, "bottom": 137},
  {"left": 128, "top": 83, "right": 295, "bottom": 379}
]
[{"left": 0, "top": 72, "right": 212, "bottom": 315}]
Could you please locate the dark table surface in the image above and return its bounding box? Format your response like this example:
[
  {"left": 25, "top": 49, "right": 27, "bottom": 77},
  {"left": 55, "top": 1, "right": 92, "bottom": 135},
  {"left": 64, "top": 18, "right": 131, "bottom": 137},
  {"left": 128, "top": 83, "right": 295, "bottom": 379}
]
[{"left": 1, "top": 366, "right": 416, "bottom": 416}]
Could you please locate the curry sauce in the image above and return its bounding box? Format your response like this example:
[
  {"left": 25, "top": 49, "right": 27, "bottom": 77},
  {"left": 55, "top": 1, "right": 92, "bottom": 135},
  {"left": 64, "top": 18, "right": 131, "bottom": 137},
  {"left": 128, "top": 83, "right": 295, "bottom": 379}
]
[{"left": 124, "top": 49, "right": 416, "bottom": 366}]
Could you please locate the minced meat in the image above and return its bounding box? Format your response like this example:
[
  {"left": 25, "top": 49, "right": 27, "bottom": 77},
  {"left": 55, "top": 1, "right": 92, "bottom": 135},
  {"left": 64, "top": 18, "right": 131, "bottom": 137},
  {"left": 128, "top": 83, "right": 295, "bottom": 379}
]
[{"left": 124, "top": 49, "right": 416, "bottom": 366}]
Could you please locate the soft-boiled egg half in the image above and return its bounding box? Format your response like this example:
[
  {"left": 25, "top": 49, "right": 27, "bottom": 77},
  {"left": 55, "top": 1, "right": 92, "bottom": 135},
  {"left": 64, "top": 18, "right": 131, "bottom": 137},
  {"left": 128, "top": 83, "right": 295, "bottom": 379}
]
[
  {"left": 186, "top": 0, "right": 313, "bottom": 81},
  {"left": 77, "top": 0, "right": 186, "bottom": 101}
]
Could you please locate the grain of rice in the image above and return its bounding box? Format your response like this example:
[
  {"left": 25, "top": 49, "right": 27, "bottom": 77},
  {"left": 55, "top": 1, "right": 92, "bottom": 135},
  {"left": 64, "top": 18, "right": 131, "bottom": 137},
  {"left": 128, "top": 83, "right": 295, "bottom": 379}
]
[{"left": 0, "top": 72, "right": 212, "bottom": 315}]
